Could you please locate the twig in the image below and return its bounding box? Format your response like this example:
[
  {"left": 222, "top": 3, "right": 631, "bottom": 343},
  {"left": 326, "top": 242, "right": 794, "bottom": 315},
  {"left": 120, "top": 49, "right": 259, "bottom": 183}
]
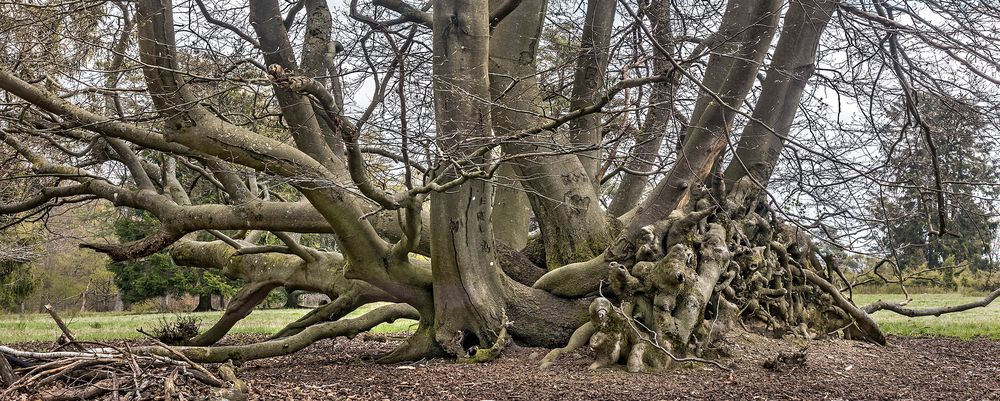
[
  {"left": 136, "top": 329, "right": 224, "bottom": 387},
  {"left": 44, "top": 304, "right": 80, "bottom": 349},
  {"left": 0, "top": 353, "right": 14, "bottom": 388}
]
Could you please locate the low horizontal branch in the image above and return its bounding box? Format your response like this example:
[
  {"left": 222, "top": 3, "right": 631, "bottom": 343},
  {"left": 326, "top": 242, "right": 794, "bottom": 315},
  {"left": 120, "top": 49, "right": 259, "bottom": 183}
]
[{"left": 863, "top": 287, "right": 1000, "bottom": 317}]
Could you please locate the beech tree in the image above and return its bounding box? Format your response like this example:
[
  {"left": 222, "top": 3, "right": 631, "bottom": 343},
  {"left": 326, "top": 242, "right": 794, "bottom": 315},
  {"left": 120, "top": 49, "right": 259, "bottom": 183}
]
[{"left": 2, "top": 0, "right": 1000, "bottom": 377}]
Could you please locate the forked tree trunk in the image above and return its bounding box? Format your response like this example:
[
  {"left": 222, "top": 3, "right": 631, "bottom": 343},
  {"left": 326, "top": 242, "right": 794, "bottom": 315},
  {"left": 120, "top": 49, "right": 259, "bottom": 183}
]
[
  {"left": 488, "top": 0, "right": 611, "bottom": 270},
  {"left": 723, "top": 0, "right": 841, "bottom": 187}
]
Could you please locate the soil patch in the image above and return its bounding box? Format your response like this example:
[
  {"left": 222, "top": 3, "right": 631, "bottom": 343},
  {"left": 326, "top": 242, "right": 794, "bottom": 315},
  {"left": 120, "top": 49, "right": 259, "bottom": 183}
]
[
  {"left": 239, "top": 333, "right": 1000, "bottom": 400},
  {"left": 9, "top": 333, "right": 999, "bottom": 400}
]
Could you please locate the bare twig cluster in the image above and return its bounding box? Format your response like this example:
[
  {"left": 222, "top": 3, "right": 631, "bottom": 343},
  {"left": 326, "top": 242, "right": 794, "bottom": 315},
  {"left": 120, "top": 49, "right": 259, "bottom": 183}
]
[{"left": 1, "top": 344, "right": 248, "bottom": 401}]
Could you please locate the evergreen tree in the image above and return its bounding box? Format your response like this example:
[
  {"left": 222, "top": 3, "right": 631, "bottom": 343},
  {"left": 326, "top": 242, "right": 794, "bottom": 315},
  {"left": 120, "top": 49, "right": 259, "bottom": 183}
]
[
  {"left": 108, "top": 210, "right": 236, "bottom": 308},
  {"left": 0, "top": 249, "right": 35, "bottom": 310},
  {"left": 875, "top": 94, "right": 1000, "bottom": 272}
]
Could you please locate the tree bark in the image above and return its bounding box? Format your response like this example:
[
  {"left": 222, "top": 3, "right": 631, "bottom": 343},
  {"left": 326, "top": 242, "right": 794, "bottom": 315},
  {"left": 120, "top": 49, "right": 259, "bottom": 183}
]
[
  {"left": 567, "top": 0, "right": 617, "bottom": 183},
  {"left": 723, "top": 0, "right": 840, "bottom": 187},
  {"left": 488, "top": 0, "right": 611, "bottom": 270},
  {"left": 492, "top": 163, "right": 532, "bottom": 250},
  {"left": 430, "top": 0, "right": 507, "bottom": 357}
]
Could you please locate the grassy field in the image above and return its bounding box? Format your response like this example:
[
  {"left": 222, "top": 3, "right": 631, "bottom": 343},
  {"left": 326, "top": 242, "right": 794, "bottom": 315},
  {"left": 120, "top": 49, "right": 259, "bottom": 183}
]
[
  {"left": 852, "top": 292, "right": 1000, "bottom": 339},
  {"left": 0, "top": 303, "right": 418, "bottom": 344},
  {"left": 1, "top": 294, "right": 997, "bottom": 343}
]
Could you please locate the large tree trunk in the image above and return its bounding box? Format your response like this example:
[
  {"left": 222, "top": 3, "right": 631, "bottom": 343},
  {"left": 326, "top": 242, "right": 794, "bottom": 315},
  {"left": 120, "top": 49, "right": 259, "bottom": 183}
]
[
  {"left": 607, "top": 0, "right": 677, "bottom": 217},
  {"left": 567, "top": 0, "right": 617, "bottom": 183},
  {"left": 723, "top": 0, "right": 841, "bottom": 187},
  {"left": 488, "top": 0, "right": 611, "bottom": 270},
  {"left": 284, "top": 289, "right": 302, "bottom": 309},
  {"left": 193, "top": 294, "right": 214, "bottom": 312},
  {"left": 429, "top": 0, "right": 507, "bottom": 358}
]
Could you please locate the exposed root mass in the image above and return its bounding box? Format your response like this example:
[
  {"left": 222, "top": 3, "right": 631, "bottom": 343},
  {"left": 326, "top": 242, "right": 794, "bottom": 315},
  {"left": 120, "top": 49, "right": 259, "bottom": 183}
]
[{"left": 545, "top": 177, "right": 885, "bottom": 372}]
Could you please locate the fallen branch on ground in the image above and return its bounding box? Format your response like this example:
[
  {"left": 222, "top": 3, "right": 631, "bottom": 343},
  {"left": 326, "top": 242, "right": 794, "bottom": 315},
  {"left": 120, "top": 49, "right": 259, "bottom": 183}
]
[
  {"left": 0, "top": 303, "right": 417, "bottom": 399},
  {"left": 862, "top": 287, "right": 1000, "bottom": 317}
]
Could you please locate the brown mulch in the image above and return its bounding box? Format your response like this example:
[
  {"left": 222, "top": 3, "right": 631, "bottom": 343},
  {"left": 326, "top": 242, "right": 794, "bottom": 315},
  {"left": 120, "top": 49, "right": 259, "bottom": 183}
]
[
  {"left": 9, "top": 333, "right": 999, "bottom": 400},
  {"left": 239, "top": 333, "right": 1000, "bottom": 401}
]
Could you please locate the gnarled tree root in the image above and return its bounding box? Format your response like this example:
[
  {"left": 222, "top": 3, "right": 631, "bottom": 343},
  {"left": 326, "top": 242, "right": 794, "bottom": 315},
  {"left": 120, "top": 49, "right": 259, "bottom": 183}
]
[
  {"left": 543, "top": 177, "right": 887, "bottom": 372},
  {"left": 375, "top": 319, "right": 447, "bottom": 363},
  {"left": 539, "top": 322, "right": 594, "bottom": 370}
]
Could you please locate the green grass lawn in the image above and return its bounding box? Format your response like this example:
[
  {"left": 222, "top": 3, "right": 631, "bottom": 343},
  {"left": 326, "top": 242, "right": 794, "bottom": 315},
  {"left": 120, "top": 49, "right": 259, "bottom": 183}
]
[
  {"left": 852, "top": 292, "right": 1000, "bottom": 339},
  {"left": 0, "top": 303, "right": 418, "bottom": 344},
  {"left": 2, "top": 294, "right": 997, "bottom": 343}
]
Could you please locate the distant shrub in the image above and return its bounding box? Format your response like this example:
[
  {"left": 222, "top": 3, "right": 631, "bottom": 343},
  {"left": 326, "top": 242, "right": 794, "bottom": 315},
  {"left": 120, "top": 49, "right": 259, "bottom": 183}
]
[
  {"left": 150, "top": 314, "right": 201, "bottom": 344},
  {"left": 955, "top": 269, "right": 996, "bottom": 295},
  {"left": 130, "top": 299, "right": 165, "bottom": 313}
]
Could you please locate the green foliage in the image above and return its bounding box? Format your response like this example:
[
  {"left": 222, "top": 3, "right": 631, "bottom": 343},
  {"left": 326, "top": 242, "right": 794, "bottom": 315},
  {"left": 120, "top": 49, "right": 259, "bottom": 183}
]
[
  {"left": 0, "top": 258, "right": 35, "bottom": 309},
  {"left": 107, "top": 255, "right": 236, "bottom": 305},
  {"left": 23, "top": 240, "right": 118, "bottom": 312},
  {"left": 108, "top": 209, "right": 238, "bottom": 306},
  {"left": 6, "top": 206, "right": 121, "bottom": 313},
  {"left": 259, "top": 287, "right": 288, "bottom": 309},
  {"left": 202, "top": 272, "right": 238, "bottom": 298},
  {"left": 874, "top": 94, "right": 1000, "bottom": 273},
  {"left": 0, "top": 212, "right": 42, "bottom": 310}
]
